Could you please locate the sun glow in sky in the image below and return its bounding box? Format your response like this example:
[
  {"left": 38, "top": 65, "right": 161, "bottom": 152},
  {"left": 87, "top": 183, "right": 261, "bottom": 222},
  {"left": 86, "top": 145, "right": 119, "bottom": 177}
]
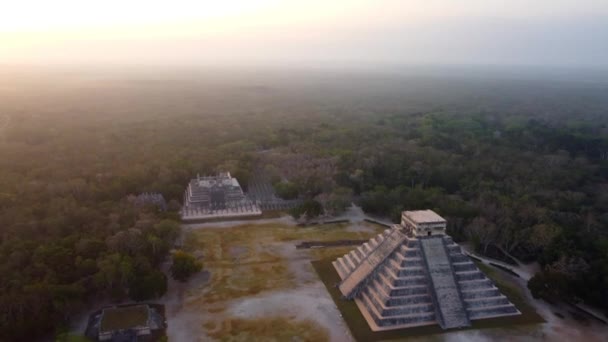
[{"left": 1, "top": 0, "right": 607, "bottom": 67}]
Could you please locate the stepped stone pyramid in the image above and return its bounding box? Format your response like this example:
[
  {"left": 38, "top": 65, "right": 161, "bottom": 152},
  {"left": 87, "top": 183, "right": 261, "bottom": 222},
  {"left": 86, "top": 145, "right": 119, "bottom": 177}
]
[{"left": 332, "top": 210, "right": 520, "bottom": 331}]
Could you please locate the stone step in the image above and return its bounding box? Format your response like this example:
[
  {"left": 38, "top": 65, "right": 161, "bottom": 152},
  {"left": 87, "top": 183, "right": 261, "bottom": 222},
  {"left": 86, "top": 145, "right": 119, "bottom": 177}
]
[
  {"left": 373, "top": 305, "right": 436, "bottom": 326},
  {"left": 399, "top": 244, "right": 419, "bottom": 254},
  {"left": 338, "top": 257, "right": 352, "bottom": 273},
  {"left": 333, "top": 260, "right": 348, "bottom": 279},
  {"left": 403, "top": 249, "right": 420, "bottom": 258},
  {"left": 445, "top": 245, "right": 461, "bottom": 254},
  {"left": 384, "top": 259, "right": 424, "bottom": 277},
  {"left": 380, "top": 263, "right": 426, "bottom": 284},
  {"left": 455, "top": 271, "right": 485, "bottom": 281},
  {"left": 381, "top": 303, "right": 435, "bottom": 317},
  {"left": 375, "top": 272, "right": 429, "bottom": 297},
  {"left": 460, "top": 288, "right": 500, "bottom": 300},
  {"left": 365, "top": 286, "right": 434, "bottom": 317},
  {"left": 354, "top": 247, "right": 365, "bottom": 260},
  {"left": 364, "top": 287, "right": 390, "bottom": 313},
  {"left": 360, "top": 291, "right": 386, "bottom": 325},
  {"left": 452, "top": 262, "right": 476, "bottom": 272},
  {"left": 376, "top": 313, "right": 436, "bottom": 328},
  {"left": 458, "top": 279, "right": 494, "bottom": 291},
  {"left": 369, "top": 237, "right": 380, "bottom": 248},
  {"left": 386, "top": 294, "right": 433, "bottom": 307},
  {"left": 363, "top": 242, "right": 372, "bottom": 253},
  {"left": 356, "top": 246, "right": 368, "bottom": 258},
  {"left": 467, "top": 304, "right": 519, "bottom": 319},
  {"left": 464, "top": 296, "right": 510, "bottom": 308},
  {"left": 391, "top": 252, "right": 405, "bottom": 265},
  {"left": 379, "top": 265, "right": 399, "bottom": 281},
  {"left": 406, "top": 239, "right": 419, "bottom": 248},
  {"left": 385, "top": 257, "right": 402, "bottom": 272},
  {"left": 387, "top": 255, "right": 422, "bottom": 274},
  {"left": 449, "top": 253, "right": 470, "bottom": 263},
  {"left": 452, "top": 260, "right": 474, "bottom": 266},
  {"left": 398, "top": 268, "right": 425, "bottom": 277},
  {"left": 350, "top": 250, "right": 361, "bottom": 264},
  {"left": 401, "top": 258, "right": 424, "bottom": 267},
  {"left": 394, "top": 276, "right": 427, "bottom": 287},
  {"left": 344, "top": 253, "right": 357, "bottom": 270},
  {"left": 370, "top": 278, "right": 391, "bottom": 298},
  {"left": 391, "top": 285, "right": 429, "bottom": 297}
]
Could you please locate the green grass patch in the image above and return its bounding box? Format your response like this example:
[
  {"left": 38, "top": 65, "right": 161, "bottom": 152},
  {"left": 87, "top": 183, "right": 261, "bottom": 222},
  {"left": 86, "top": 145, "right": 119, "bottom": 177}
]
[
  {"left": 100, "top": 305, "right": 149, "bottom": 332},
  {"left": 55, "top": 333, "right": 93, "bottom": 342},
  {"left": 207, "top": 317, "right": 329, "bottom": 342},
  {"left": 185, "top": 222, "right": 385, "bottom": 262},
  {"left": 184, "top": 222, "right": 385, "bottom": 305},
  {"left": 312, "top": 259, "right": 544, "bottom": 341}
]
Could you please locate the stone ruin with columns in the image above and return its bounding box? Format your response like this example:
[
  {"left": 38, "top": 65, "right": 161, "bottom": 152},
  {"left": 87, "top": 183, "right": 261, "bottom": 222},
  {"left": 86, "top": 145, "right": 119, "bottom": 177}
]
[
  {"left": 181, "top": 172, "right": 261, "bottom": 221},
  {"left": 332, "top": 209, "right": 520, "bottom": 331}
]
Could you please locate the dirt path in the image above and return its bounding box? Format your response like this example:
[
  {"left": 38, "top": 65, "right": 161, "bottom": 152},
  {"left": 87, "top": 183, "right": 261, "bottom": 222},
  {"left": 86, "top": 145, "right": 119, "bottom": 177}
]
[
  {"left": 181, "top": 215, "right": 296, "bottom": 230},
  {"left": 160, "top": 261, "right": 212, "bottom": 341}
]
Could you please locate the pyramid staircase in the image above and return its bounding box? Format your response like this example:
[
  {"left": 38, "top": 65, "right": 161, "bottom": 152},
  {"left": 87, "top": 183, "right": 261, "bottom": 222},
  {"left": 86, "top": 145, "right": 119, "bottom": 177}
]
[{"left": 332, "top": 228, "right": 520, "bottom": 331}]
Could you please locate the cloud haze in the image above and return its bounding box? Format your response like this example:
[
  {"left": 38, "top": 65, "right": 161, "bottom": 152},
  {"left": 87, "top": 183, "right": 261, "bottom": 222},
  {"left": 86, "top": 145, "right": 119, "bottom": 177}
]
[{"left": 1, "top": 0, "right": 607, "bottom": 68}]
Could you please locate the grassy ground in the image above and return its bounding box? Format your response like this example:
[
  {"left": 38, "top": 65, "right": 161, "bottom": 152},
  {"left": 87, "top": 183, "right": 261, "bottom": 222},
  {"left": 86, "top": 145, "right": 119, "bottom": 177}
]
[
  {"left": 312, "top": 256, "right": 544, "bottom": 342},
  {"left": 184, "top": 222, "right": 383, "bottom": 303},
  {"left": 205, "top": 317, "right": 329, "bottom": 342},
  {"left": 100, "top": 305, "right": 149, "bottom": 332},
  {"left": 181, "top": 221, "right": 385, "bottom": 340},
  {"left": 55, "top": 333, "right": 93, "bottom": 342},
  {"left": 184, "top": 222, "right": 384, "bottom": 264}
]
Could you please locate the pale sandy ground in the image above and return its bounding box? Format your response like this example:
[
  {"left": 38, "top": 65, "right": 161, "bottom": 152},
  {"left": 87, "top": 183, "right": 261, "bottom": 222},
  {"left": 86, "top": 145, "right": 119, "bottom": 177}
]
[
  {"left": 161, "top": 234, "right": 355, "bottom": 341},
  {"left": 162, "top": 217, "right": 357, "bottom": 342},
  {"left": 162, "top": 268, "right": 213, "bottom": 341},
  {"left": 181, "top": 215, "right": 296, "bottom": 229},
  {"left": 227, "top": 240, "right": 354, "bottom": 342}
]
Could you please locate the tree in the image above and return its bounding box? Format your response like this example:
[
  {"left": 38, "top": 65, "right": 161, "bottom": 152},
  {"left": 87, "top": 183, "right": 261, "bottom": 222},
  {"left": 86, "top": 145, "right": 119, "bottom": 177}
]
[
  {"left": 465, "top": 217, "right": 498, "bottom": 254},
  {"left": 129, "top": 270, "right": 167, "bottom": 301},
  {"left": 323, "top": 187, "right": 353, "bottom": 216},
  {"left": 274, "top": 181, "right": 300, "bottom": 200},
  {"left": 170, "top": 250, "right": 202, "bottom": 282},
  {"left": 289, "top": 199, "right": 324, "bottom": 221}
]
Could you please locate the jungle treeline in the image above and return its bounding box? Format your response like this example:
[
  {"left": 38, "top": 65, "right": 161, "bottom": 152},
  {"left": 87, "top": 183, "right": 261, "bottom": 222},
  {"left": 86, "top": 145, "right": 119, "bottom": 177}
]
[{"left": 1, "top": 69, "right": 607, "bottom": 339}]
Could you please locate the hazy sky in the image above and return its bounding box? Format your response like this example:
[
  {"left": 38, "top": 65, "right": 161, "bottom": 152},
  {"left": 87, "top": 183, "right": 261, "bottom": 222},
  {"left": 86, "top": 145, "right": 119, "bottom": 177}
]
[{"left": 1, "top": 0, "right": 607, "bottom": 68}]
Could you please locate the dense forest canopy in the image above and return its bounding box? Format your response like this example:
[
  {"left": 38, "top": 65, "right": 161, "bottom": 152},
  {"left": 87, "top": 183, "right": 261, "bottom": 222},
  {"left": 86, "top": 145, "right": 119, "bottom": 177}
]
[{"left": 1, "top": 68, "right": 608, "bottom": 340}]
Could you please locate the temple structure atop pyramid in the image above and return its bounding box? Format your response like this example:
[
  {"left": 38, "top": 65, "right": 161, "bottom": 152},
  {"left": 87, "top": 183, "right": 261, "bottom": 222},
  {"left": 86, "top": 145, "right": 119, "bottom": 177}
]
[{"left": 332, "top": 210, "right": 520, "bottom": 331}]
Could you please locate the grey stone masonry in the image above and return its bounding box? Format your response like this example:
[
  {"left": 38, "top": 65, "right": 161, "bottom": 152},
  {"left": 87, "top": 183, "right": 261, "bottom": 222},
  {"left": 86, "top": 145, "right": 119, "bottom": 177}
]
[
  {"left": 419, "top": 236, "right": 470, "bottom": 329},
  {"left": 338, "top": 228, "right": 408, "bottom": 299},
  {"left": 332, "top": 221, "right": 520, "bottom": 332}
]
